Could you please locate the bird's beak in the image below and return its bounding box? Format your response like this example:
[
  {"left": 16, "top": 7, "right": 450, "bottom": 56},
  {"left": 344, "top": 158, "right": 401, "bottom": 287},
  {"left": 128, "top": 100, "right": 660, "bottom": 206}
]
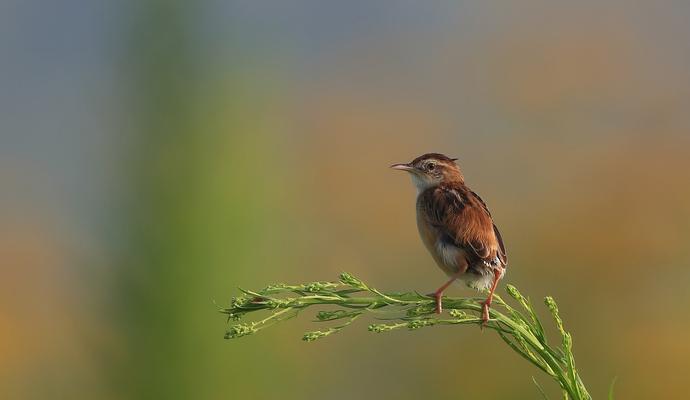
[{"left": 390, "top": 163, "right": 414, "bottom": 172}]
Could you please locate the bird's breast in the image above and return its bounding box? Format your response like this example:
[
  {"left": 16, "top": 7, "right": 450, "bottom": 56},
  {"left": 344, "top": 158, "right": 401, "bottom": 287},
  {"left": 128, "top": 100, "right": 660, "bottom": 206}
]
[{"left": 415, "top": 208, "right": 465, "bottom": 276}]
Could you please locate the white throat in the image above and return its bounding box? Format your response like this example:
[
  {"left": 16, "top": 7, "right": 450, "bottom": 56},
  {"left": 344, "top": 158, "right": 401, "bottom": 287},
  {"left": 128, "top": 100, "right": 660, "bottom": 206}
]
[{"left": 410, "top": 174, "right": 437, "bottom": 195}]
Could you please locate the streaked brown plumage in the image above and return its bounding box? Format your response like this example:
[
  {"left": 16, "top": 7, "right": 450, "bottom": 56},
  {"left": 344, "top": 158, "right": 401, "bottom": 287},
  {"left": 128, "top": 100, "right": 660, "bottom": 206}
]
[{"left": 391, "top": 153, "right": 507, "bottom": 325}]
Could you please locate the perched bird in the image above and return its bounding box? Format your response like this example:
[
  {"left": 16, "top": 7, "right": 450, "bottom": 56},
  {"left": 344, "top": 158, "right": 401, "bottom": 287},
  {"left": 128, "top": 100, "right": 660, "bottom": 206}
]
[{"left": 391, "top": 153, "right": 507, "bottom": 325}]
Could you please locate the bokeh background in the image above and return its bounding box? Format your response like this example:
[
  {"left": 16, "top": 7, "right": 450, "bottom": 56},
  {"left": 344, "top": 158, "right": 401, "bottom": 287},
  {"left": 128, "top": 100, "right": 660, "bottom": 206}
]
[{"left": 2, "top": 1, "right": 690, "bottom": 399}]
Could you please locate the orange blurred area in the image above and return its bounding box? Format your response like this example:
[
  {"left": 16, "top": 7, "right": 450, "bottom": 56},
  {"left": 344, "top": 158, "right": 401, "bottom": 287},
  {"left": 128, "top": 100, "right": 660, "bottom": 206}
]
[{"left": 1, "top": 2, "right": 690, "bottom": 399}]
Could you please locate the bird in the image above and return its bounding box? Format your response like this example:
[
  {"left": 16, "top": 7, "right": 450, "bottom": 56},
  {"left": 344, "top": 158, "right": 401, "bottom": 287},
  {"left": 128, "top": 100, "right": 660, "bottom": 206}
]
[{"left": 391, "top": 153, "right": 507, "bottom": 325}]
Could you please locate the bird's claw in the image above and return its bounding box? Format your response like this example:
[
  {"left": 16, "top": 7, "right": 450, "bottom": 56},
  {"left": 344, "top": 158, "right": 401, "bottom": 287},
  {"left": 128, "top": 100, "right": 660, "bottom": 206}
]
[
  {"left": 480, "top": 301, "right": 491, "bottom": 329},
  {"left": 427, "top": 292, "right": 443, "bottom": 314}
]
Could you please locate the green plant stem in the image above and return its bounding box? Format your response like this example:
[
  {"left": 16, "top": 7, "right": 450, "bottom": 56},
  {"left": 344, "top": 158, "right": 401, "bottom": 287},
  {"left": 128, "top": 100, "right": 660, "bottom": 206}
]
[{"left": 221, "top": 273, "right": 592, "bottom": 400}]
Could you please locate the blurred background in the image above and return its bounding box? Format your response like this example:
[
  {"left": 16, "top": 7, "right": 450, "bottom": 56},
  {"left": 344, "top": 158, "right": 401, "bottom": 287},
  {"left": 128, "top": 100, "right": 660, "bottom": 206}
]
[{"left": 2, "top": 1, "right": 690, "bottom": 399}]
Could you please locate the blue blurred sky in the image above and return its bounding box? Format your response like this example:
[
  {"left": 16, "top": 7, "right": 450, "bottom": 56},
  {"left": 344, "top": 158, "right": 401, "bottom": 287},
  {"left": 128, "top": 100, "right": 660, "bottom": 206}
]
[{"left": 4, "top": 1, "right": 690, "bottom": 244}]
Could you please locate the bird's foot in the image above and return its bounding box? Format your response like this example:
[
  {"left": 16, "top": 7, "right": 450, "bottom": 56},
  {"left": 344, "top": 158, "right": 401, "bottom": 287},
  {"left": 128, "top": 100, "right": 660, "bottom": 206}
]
[
  {"left": 480, "top": 300, "right": 491, "bottom": 329},
  {"left": 435, "top": 293, "right": 443, "bottom": 314},
  {"left": 427, "top": 292, "right": 443, "bottom": 314}
]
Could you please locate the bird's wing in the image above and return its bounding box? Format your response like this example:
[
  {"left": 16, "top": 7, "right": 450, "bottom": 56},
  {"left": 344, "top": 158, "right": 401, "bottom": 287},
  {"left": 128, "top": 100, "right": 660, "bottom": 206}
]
[
  {"left": 420, "top": 185, "right": 507, "bottom": 266},
  {"left": 469, "top": 190, "right": 508, "bottom": 266},
  {"left": 492, "top": 222, "right": 508, "bottom": 266}
]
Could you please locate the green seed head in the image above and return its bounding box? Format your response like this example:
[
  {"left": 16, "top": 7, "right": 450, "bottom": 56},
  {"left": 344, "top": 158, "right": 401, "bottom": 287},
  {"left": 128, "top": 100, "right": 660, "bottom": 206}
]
[
  {"left": 506, "top": 284, "right": 522, "bottom": 301},
  {"left": 317, "top": 310, "right": 352, "bottom": 321},
  {"left": 407, "top": 319, "right": 436, "bottom": 330},
  {"left": 225, "top": 323, "right": 256, "bottom": 339},
  {"left": 302, "top": 330, "right": 331, "bottom": 342},
  {"left": 230, "top": 296, "right": 250, "bottom": 309},
  {"left": 407, "top": 306, "right": 435, "bottom": 317},
  {"left": 302, "top": 281, "right": 339, "bottom": 293},
  {"left": 262, "top": 283, "right": 287, "bottom": 292},
  {"left": 339, "top": 272, "right": 367, "bottom": 290},
  {"left": 368, "top": 323, "right": 404, "bottom": 333}
]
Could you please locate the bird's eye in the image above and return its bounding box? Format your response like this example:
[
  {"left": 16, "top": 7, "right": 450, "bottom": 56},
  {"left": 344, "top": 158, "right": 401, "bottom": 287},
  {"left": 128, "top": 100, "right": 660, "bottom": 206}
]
[{"left": 427, "top": 162, "right": 436, "bottom": 171}]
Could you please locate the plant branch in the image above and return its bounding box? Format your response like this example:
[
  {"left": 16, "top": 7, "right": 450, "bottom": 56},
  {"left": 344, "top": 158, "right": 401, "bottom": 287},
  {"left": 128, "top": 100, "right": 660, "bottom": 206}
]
[{"left": 220, "top": 272, "right": 591, "bottom": 400}]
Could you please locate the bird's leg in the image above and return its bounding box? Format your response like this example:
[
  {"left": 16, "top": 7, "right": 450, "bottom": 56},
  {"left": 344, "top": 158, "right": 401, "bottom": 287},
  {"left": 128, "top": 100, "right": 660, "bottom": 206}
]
[
  {"left": 481, "top": 269, "right": 503, "bottom": 327},
  {"left": 431, "top": 277, "right": 457, "bottom": 314}
]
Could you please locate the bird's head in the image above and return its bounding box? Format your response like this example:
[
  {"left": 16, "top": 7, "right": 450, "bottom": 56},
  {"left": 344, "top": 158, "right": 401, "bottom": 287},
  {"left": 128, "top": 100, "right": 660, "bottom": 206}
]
[{"left": 391, "top": 153, "right": 464, "bottom": 192}]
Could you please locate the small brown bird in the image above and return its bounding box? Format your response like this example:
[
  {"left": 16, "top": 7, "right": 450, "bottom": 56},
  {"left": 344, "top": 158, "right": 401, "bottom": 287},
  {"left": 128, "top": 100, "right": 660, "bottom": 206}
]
[{"left": 391, "top": 153, "right": 507, "bottom": 325}]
